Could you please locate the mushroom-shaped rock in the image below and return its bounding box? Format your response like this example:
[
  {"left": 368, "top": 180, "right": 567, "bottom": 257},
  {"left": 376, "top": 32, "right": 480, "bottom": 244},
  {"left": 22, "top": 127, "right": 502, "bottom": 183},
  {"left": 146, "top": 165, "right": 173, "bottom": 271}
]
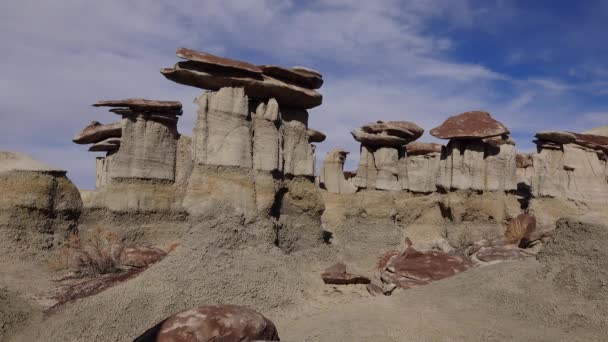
[
  {"left": 259, "top": 65, "right": 323, "bottom": 89},
  {"left": 176, "top": 47, "right": 262, "bottom": 75},
  {"left": 72, "top": 121, "right": 122, "bottom": 145},
  {"left": 405, "top": 142, "right": 442, "bottom": 155},
  {"left": 161, "top": 48, "right": 323, "bottom": 109},
  {"left": 352, "top": 121, "right": 424, "bottom": 147},
  {"left": 93, "top": 99, "right": 182, "bottom": 114},
  {"left": 535, "top": 131, "right": 576, "bottom": 145},
  {"left": 321, "top": 262, "right": 371, "bottom": 285},
  {"left": 430, "top": 111, "right": 508, "bottom": 139},
  {"left": 307, "top": 128, "right": 326, "bottom": 143},
  {"left": 88, "top": 137, "right": 121, "bottom": 152},
  {"left": 134, "top": 305, "right": 280, "bottom": 342},
  {"left": 320, "top": 149, "right": 357, "bottom": 194}
]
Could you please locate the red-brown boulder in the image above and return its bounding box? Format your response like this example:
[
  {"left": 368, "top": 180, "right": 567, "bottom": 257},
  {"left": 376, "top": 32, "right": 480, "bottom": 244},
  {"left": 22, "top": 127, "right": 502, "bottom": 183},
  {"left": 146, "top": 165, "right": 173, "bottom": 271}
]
[
  {"left": 177, "top": 47, "right": 263, "bottom": 75},
  {"left": 260, "top": 65, "right": 323, "bottom": 89},
  {"left": 352, "top": 121, "right": 424, "bottom": 147},
  {"left": 321, "top": 262, "right": 371, "bottom": 285},
  {"left": 568, "top": 132, "right": 608, "bottom": 153},
  {"left": 430, "top": 111, "right": 509, "bottom": 139},
  {"left": 135, "top": 305, "right": 280, "bottom": 342}
]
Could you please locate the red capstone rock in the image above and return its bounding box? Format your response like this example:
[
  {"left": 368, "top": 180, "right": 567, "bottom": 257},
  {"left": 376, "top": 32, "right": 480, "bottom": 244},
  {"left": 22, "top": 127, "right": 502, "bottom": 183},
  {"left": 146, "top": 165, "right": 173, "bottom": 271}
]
[
  {"left": 405, "top": 142, "right": 442, "bottom": 155},
  {"left": 259, "top": 65, "right": 323, "bottom": 89},
  {"left": 177, "top": 47, "right": 263, "bottom": 75},
  {"left": 568, "top": 132, "right": 608, "bottom": 153},
  {"left": 135, "top": 305, "right": 280, "bottom": 342},
  {"left": 72, "top": 121, "right": 122, "bottom": 145},
  {"left": 93, "top": 99, "right": 182, "bottom": 114},
  {"left": 430, "top": 111, "right": 509, "bottom": 140}
]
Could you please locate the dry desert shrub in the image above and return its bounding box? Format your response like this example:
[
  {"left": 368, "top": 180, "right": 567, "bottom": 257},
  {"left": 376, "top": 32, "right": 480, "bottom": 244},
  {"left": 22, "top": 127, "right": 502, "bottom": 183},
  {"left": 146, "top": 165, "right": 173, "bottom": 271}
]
[
  {"left": 505, "top": 213, "right": 536, "bottom": 247},
  {"left": 49, "top": 227, "right": 124, "bottom": 276}
]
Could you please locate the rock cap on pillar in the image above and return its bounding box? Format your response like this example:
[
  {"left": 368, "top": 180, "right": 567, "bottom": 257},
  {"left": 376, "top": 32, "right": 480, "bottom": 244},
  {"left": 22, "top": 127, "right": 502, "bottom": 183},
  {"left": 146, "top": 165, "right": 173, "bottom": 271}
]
[
  {"left": 430, "top": 111, "right": 508, "bottom": 139},
  {"left": 307, "top": 128, "right": 326, "bottom": 143},
  {"left": 405, "top": 142, "right": 442, "bottom": 155},
  {"left": 93, "top": 98, "right": 183, "bottom": 115},
  {"left": 72, "top": 121, "right": 122, "bottom": 144},
  {"left": 161, "top": 47, "right": 323, "bottom": 109},
  {"left": 351, "top": 121, "right": 424, "bottom": 147}
]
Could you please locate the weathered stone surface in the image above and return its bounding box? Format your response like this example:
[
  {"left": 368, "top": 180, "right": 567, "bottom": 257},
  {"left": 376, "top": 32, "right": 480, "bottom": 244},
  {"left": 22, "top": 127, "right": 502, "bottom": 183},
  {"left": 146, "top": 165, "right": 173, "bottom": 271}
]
[
  {"left": 534, "top": 139, "right": 562, "bottom": 150},
  {"left": 0, "top": 152, "right": 82, "bottom": 253},
  {"left": 192, "top": 87, "right": 252, "bottom": 168},
  {"left": 405, "top": 142, "right": 442, "bottom": 155},
  {"left": 568, "top": 132, "right": 608, "bottom": 153},
  {"left": 352, "top": 121, "right": 424, "bottom": 147},
  {"left": 161, "top": 63, "right": 322, "bottom": 109},
  {"left": 430, "top": 111, "right": 509, "bottom": 139},
  {"left": 108, "top": 110, "right": 179, "bottom": 181},
  {"left": 281, "top": 108, "right": 314, "bottom": 176},
  {"left": 253, "top": 101, "right": 281, "bottom": 172},
  {"left": 482, "top": 134, "right": 515, "bottom": 147},
  {"left": 320, "top": 149, "right": 357, "bottom": 194},
  {"left": 321, "top": 262, "right": 371, "bottom": 285},
  {"left": 352, "top": 146, "right": 377, "bottom": 189},
  {"left": 177, "top": 47, "right": 263, "bottom": 75},
  {"left": 95, "top": 155, "right": 111, "bottom": 189},
  {"left": 174, "top": 135, "right": 194, "bottom": 187},
  {"left": 73, "top": 121, "right": 122, "bottom": 145},
  {"left": 505, "top": 213, "right": 536, "bottom": 246},
  {"left": 584, "top": 125, "right": 608, "bottom": 137},
  {"left": 516, "top": 153, "right": 533, "bottom": 168},
  {"left": 475, "top": 246, "right": 533, "bottom": 262},
  {"left": 373, "top": 147, "right": 401, "bottom": 191},
  {"left": 403, "top": 153, "right": 440, "bottom": 193},
  {"left": 535, "top": 131, "right": 576, "bottom": 145},
  {"left": 437, "top": 139, "right": 516, "bottom": 192},
  {"left": 119, "top": 246, "right": 166, "bottom": 268},
  {"left": 136, "top": 305, "right": 280, "bottom": 342},
  {"left": 307, "top": 128, "right": 326, "bottom": 143},
  {"left": 93, "top": 99, "right": 182, "bottom": 114},
  {"left": 291, "top": 66, "right": 322, "bottom": 77},
  {"left": 88, "top": 137, "right": 121, "bottom": 152},
  {"left": 260, "top": 65, "right": 323, "bottom": 89},
  {"left": 531, "top": 144, "right": 608, "bottom": 203}
]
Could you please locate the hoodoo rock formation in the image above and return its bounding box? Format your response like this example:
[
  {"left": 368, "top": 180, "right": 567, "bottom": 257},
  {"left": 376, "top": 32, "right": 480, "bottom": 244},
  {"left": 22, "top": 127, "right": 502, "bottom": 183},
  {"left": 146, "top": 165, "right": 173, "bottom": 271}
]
[
  {"left": 351, "top": 121, "right": 424, "bottom": 191},
  {"left": 402, "top": 142, "right": 442, "bottom": 193},
  {"left": 531, "top": 128, "right": 608, "bottom": 204},
  {"left": 320, "top": 149, "right": 357, "bottom": 194},
  {"left": 432, "top": 111, "right": 517, "bottom": 192}
]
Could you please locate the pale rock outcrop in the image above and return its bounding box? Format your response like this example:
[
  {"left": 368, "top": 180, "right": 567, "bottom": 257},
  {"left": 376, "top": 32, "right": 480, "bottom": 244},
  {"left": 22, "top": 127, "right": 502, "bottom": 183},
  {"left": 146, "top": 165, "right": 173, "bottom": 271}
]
[
  {"left": 584, "top": 125, "right": 608, "bottom": 137},
  {"left": 192, "top": 87, "right": 252, "bottom": 168},
  {"left": 88, "top": 137, "right": 121, "bottom": 152},
  {"left": 174, "top": 135, "right": 193, "bottom": 187},
  {"left": 531, "top": 143, "right": 608, "bottom": 203},
  {"left": 253, "top": 99, "right": 281, "bottom": 172},
  {"left": 0, "top": 152, "right": 82, "bottom": 254},
  {"left": 402, "top": 142, "right": 442, "bottom": 193},
  {"left": 281, "top": 108, "right": 315, "bottom": 176},
  {"left": 320, "top": 149, "right": 357, "bottom": 194},
  {"left": 95, "top": 154, "right": 113, "bottom": 188},
  {"left": 432, "top": 111, "right": 516, "bottom": 192},
  {"left": 515, "top": 153, "right": 534, "bottom": 192},
  {"left": 373, "top": 147, "right": 401, "bottom": 191}
]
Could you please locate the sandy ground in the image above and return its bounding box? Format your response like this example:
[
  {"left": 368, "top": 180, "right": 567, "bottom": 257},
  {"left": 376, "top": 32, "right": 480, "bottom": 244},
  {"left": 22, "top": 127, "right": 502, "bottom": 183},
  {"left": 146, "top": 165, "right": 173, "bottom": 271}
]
[{"left": 2, "top": 213, "right": 607, "bottom": 341}]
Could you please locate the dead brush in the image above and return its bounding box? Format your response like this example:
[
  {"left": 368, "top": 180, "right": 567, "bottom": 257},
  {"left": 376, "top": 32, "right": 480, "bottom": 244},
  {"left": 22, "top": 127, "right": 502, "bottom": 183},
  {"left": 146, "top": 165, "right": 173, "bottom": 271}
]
[
  {"left": 504, "top": 213, "right": 537, "bottom": 248},
  {"left": 49, "top": 227, "right": 125, "bottom": 276}
]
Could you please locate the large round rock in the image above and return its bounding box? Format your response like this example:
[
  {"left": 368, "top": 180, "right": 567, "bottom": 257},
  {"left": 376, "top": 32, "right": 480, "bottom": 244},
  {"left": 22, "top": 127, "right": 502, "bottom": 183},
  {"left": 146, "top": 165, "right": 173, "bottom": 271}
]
[{"left": 137, "top": 305, "right": 280, "bottom": 342}]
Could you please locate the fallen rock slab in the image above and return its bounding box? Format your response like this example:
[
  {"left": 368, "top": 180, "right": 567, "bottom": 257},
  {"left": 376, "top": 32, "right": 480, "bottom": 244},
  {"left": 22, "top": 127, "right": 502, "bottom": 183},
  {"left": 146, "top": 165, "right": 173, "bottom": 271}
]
[
  {"left": 134, "top": 305, "right": 280, "bottom": 342},
  {"left": 430, "top": 111, "right": 509, "bottom": 139},
  {"left": 72, "top": 121, "right": 122, "bottom": 145},
  {"left": 321, "top": 262, "right": 371, "bottom": 285}
]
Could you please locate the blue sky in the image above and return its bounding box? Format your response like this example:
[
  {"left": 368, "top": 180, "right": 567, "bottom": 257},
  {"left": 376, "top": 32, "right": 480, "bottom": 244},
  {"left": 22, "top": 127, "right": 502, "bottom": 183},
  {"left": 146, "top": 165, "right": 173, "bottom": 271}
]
[{"left": 1, "top": 0, "right": 607, "bottom": 189}]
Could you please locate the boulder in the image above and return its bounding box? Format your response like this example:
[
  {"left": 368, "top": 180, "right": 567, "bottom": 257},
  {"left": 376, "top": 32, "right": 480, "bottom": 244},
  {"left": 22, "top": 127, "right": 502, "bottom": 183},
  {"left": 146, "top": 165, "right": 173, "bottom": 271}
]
[
  {"left": 351, "top": 121, "right": 424, "bottom": 147},
  {"left": 430, "top": 111, "right": 509, "bottom": 139},
  {"left": 118, "top": 246, "right": 166, "bottom": 268},
  {"left": 135, "top": 305, "right": 280, "bottom": 342},
  {"left": 88, "top": 137, "right": 121, "bottom": 152},
  {"left": 161, "top": 63, "right": 322, "bottom": 109},
  {"left": 259, "top": 65, "right": 323, "bottom": 89},
  {"left": 72, "top": 121, "right": 122, "bottom": 145},
  {"left": 320, "top": 149, "right": 357, "bottom": 194},
  {"left": 405, "top": 142, "right": 442, "bottom": 156},
  {"left": 176, "top": 47, "right": 263, "bottom": 75},
  {"left": 307, "top": 128, "right": 326, "bottom": 143},
  {"left": 535, "top": 131, "right": 576, "bottom": 145},
  {"left": 321, "top": 262, "right": 371, "bottom": 285}
]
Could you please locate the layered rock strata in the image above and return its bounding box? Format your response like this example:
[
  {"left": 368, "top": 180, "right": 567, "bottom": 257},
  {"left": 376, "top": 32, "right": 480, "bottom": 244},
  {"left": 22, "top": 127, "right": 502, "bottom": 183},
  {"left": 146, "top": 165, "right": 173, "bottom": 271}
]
[{"left": 432, "top": 111, "right": 516, "bottom": 192}]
